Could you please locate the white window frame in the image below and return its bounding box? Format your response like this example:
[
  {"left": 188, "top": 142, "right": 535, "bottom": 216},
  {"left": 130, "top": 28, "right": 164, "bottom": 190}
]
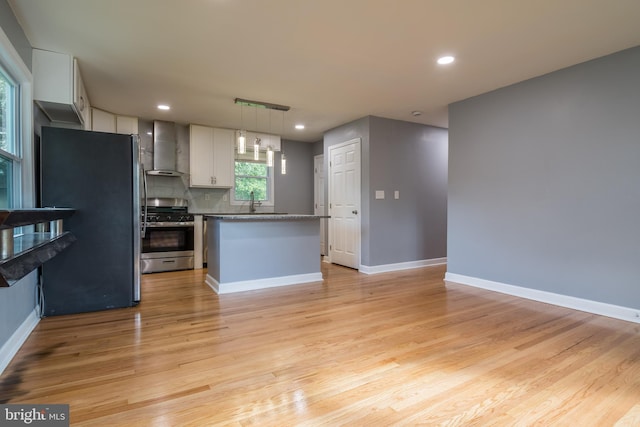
[
  {"left": 0, "top": 25, "right": 33, "bottom": 209},
  {"left": 230, "top": 158, "right": 274, "bottom": 207}
]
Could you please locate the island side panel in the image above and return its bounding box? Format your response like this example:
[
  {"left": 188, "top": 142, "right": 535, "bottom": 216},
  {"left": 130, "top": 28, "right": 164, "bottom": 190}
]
[
  {"left": 207, "top": 217, "right": 222, "bottom": 282},
  {"left": 217, "top": 219, "right": 320, "bottom": 283}
]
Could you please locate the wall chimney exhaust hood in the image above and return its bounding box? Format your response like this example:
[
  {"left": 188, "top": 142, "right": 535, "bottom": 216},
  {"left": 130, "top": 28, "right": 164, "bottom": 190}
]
[{"left": 147, "top": 121, "right": 183, "bottom": 176}]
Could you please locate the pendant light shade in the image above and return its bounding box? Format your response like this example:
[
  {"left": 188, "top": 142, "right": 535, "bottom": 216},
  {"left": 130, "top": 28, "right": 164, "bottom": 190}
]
[
  {"left": 237, "top": 104, "right": 246, "bottom": 153},
  {"left": 267, "top": 146, "right": 274, "bottom": 167},
  {"left": 237, "top": 131, "right": 246, "bottom": 154},
  {"left": 281, "top": 153, "right": 287, "bottom": 174},
  {"left": 254, "top": 137, "right": 260, "bottom": 161}
]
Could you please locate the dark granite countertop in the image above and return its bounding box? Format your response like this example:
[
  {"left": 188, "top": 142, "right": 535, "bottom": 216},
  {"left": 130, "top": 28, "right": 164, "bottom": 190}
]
[
  {"left": 0, "top": 209, "right": 77, "bottom": 287},
  {"left": 205, "top": 214, "right": 329, "bottom": 221},
  {"left": 0, "top": 208, "right": 76, "bottom": 229}
]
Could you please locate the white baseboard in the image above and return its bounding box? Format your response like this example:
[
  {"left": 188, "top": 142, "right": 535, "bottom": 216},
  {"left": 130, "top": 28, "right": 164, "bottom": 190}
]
[
  {"left": 444, "top": 272, "right": 640, "bottom": 324},
  {"left": 0, "top": 309, "right": 40, "bottom": 375},
  {"left": 206, "top": 272, "right": 323, "bottom": 294},
  {"left": 360, "top": 257, "right": 447, "bottom": 275}
]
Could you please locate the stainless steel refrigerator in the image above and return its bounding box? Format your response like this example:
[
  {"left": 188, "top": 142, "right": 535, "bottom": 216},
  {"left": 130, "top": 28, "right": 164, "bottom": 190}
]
[{"left": 39, "top": 126, "right": 141, "bottom": 316}]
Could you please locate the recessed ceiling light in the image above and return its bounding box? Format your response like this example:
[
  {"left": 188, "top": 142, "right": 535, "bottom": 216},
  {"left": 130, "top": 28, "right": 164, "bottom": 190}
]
[
  {"left": 157, "top": 104, "right": 170, "bottom": 110},
  {"left": 295, "top": 124, "right": 305, "bottom": 130},
  {"left": 437, "top": 56, "right": 455, "bottom": 65}
]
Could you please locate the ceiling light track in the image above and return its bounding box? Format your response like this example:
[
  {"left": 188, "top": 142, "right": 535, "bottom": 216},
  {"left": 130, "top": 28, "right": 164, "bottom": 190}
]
[{"left": 234, "top": 98, "right": 290, "bottom": 112}]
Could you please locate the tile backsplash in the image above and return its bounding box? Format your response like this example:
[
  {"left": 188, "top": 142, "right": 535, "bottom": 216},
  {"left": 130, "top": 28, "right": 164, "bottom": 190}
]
[{"left": 145, "top": 175, "right": 259, "bottom": 214}]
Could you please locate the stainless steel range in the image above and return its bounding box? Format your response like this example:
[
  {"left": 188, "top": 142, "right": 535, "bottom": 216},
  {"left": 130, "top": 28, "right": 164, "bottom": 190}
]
[{"left": 141, "top": 198, "right": 194, "bottom": 273}]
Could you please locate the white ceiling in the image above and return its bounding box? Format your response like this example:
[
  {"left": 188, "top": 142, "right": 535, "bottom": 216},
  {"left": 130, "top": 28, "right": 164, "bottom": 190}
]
[{"left": 8, "top": 0, "right": 640, "bottom": 142}]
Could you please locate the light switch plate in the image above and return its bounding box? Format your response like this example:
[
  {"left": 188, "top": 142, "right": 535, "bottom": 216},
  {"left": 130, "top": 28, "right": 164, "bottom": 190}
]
[{"left": 375, "top": 190, "right": 385, "bottom": 199}]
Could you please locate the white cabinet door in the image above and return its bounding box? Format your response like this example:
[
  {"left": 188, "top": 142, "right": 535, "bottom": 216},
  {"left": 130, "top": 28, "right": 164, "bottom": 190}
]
[
  {"left": 116, "top": 115, "right": 139, "bottom": 135},
  {"left": 190, "top": 125, "right": 215, "bottom": 187},
  {"left": 212, "top": 128, "right": 235, "bottom": 187},
  {"left": 73, "top": 60, "right": 91, "bottom": 129},
  {"left": 91, "top": 108, "right": 115, "bottom": 133},
  {"left": 189, "top": 125, "right": 235, "bottom": 188}
]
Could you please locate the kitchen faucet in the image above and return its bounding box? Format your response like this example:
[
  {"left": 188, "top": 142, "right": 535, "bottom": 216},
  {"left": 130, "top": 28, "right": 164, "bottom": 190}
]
[{"left": 249, "top": 191, "right": 262, "bottom": 213}]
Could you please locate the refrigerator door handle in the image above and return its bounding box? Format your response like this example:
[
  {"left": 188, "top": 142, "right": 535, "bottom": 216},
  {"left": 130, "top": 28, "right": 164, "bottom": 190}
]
[
  {"left": 132, "top": 134, "right": 142, "bottom": 303},
  {"left": 142, "top": 167, "right": 148, "bottom": 238}
]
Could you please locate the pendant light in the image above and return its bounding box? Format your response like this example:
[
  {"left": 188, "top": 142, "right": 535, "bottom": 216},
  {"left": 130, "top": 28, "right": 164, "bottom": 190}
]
[
  {"left": 280, "top": 110, "right": 287, "bottom": 174},
  {"left": 253, "top": 108, "right": 260, "bottom": 162},
  {"left": 237, "top": 104, "right": 246, "bottom": 154},
  {"left": 267, "top": 146, "right": 274, "bottom": 167},
  {"left": 237, "top": 131, "right": 246, "bottom": 154},
  {"left": 266, "top": 111, "right": 274, "bottom": 167},
  {"left": 254, "top": 137, "right": 261, "bottom": 161},
  {"left": 281, "top": 152, "right": 287, "bottom": 174}
]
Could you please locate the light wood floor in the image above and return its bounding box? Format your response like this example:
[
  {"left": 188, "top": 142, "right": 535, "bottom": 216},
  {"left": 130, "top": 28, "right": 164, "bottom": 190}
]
[{"left": 2, "top": 264, "right": 640, "bottom": 426}]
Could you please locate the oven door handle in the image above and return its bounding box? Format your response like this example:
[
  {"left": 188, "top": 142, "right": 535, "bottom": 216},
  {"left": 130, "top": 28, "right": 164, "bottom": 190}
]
[{"left": 142, "top": 169, "right": 148, "bottom": 238}]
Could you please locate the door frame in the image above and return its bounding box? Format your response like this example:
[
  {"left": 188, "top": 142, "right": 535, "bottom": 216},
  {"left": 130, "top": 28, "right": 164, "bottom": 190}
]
[
  {"left": 328, "top": 138, "right": 361, "bottom": 270},
  {"left": 313, "top": 154, "right": 326, "bottom": 257}
]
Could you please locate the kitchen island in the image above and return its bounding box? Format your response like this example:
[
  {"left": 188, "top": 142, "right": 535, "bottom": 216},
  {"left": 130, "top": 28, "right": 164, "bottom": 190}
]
[{"left": 205, "top": 214, "right": 326, "bottom": 294}]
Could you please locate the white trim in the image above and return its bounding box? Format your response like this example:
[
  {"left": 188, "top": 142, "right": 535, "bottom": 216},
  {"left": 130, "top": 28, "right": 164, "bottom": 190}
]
[
  {"left": 360, "top": 257, "right": 447, "bottom": 275},
  {"left": 444, "top": 272, "right": 640, "bottom": 324},
  {"left": 205, "top": 272, "right": 323, "bottom": 294},
  {"left": 0, "top": 309, "right": 40, "bottom": 375}
]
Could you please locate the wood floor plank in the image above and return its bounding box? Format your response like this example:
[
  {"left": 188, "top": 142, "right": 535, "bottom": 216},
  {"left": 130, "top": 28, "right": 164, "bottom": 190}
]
[{"left": 1, "top": 263, "right": 639, "bottom": 425}]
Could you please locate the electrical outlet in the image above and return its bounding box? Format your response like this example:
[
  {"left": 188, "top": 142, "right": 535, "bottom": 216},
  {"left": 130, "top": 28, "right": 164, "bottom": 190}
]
[
  {"left": 204, "top": 193, "right": 211, "bottom": 201},
  {"left": 394, "top": 190, "right": 400, "bottom": 199}
]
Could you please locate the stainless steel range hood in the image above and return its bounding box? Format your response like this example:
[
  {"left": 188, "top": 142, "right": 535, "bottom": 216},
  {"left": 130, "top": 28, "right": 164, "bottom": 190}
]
[{"left": 146, "top": 120, "right": 183, "bottom": 176}]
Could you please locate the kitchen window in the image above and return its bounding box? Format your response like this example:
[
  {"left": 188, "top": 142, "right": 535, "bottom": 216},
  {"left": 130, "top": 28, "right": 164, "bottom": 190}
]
[
  {"left": 231, "top": 152, "right": 273, "bottom": 206},
  {"left": 0, "top": 25, "right": 33, "bottom": 212},
  {"left": 0, "top": 63, "right": 19, "bottom": 208}
]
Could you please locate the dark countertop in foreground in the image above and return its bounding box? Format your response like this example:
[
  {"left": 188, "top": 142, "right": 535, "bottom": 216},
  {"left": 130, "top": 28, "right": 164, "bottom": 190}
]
[{"left": 206, "top": 214, "right": 329, "bottom": 220}]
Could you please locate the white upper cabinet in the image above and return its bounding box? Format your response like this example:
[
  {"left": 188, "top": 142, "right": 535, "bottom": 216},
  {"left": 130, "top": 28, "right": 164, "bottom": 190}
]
[
  {"left": 91, "top": 108, "right": 115, "bottom": 133},
  {"left": 91, "top": 108, "right": 138, "bottom": 135},
  {"left": 189, "top": 125, "right": 234, "bottom": 188},
  {"left": 116, "top": 115, "right": 139, "bottom": 135},
  {"left": 33, "top": 49, "right": 90, "bottom": 128}
]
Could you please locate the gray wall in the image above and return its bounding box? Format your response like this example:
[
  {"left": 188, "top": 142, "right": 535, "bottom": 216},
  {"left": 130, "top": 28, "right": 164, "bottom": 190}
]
[
  {"left": 311, "top": 140, "right": 324, "bottom": 156},
  {"left": 0, "top": 1, "right": 37, "bottom": 355},
  {"left": 324, "top": 116, "right": 448, "bottom": 267},
  {"left": 448, "top": 46, "right": 640, "bottom": 308},
  {"left": 369, "top": 116, "right": 447, "bottom": 265},
  {"left": 0, "top": 0, "right": 31, "bottom": 70},
  {"left": 274, "top": 139, "right": 315, "bottom": 214}
]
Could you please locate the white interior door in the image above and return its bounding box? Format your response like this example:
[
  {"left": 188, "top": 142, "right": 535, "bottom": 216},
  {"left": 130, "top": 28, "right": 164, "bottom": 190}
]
[
  {"left": 328, "top": 139, "right": 361, "bottom": 269},
  {"left": 314, "top": 155, "right": 326, "bottom": 256}
]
